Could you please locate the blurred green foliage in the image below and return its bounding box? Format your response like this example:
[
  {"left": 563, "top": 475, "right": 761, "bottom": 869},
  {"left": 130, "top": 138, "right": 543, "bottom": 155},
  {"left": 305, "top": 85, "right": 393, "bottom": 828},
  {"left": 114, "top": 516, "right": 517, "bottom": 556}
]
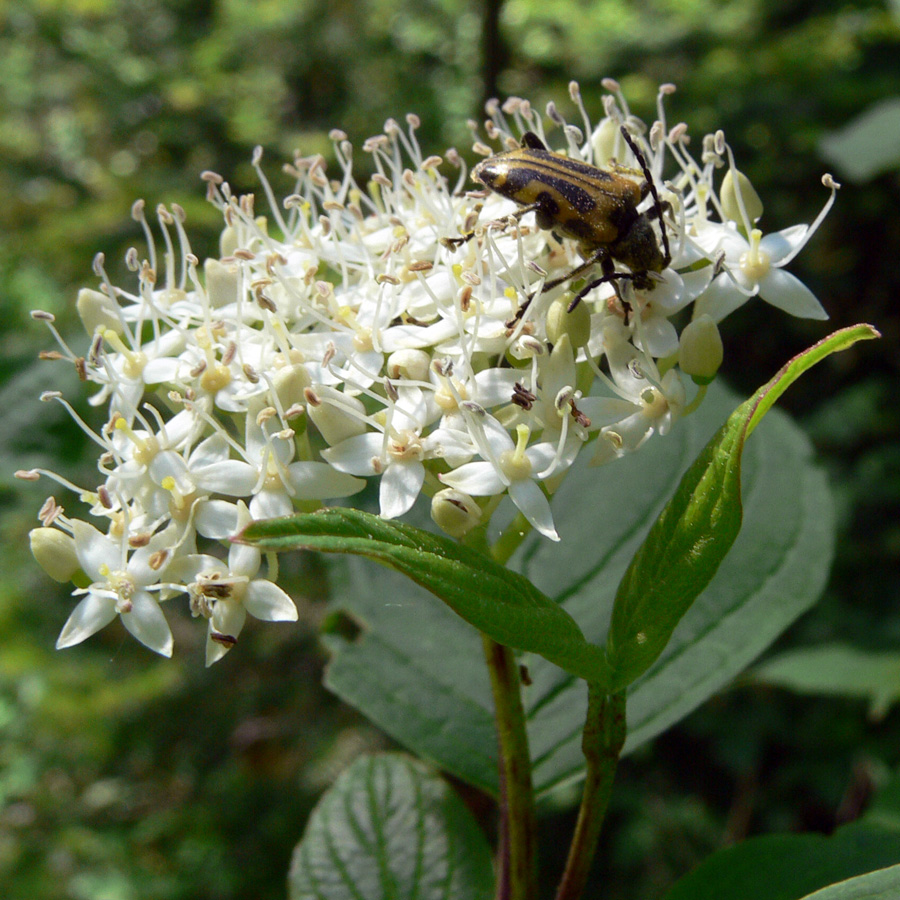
[{"left": 3, "top": 0, "right": 900, "bottom": 897}]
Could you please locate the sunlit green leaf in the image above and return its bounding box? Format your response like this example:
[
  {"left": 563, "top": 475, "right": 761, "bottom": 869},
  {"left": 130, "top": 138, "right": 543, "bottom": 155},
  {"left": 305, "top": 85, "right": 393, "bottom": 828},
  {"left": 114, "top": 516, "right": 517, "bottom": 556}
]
[{"left": 241, "top": 508, "right": 608, "bottom": 683}]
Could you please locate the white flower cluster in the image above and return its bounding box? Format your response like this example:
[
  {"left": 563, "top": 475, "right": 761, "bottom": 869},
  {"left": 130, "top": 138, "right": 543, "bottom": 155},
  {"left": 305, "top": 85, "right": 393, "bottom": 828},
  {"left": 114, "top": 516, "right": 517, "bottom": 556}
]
[{"left": 21, "top": 81, "right": 837, "bottom": 663}]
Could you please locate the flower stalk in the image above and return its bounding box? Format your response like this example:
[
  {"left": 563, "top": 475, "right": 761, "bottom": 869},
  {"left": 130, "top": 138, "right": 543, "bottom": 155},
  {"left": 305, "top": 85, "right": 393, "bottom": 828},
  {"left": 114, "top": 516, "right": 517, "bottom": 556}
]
[
  {"left": 483, "top": 634, "right": 539, "bottom": 900},
  {"left": 555, "top": 687, "right": 627, "bottom": 900}
]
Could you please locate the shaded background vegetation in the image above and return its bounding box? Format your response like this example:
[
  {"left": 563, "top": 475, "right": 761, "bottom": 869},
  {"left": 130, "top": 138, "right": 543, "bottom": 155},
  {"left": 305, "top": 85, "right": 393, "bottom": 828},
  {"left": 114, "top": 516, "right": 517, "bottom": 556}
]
[{"left": 2, "top": 0, "right": 899, "bottom": 897}]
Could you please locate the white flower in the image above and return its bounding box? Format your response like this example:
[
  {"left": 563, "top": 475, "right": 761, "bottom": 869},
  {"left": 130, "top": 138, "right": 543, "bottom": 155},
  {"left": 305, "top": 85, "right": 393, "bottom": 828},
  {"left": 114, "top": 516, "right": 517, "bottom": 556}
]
[
  {"left": 439, "top": 411, "right": 565, "bottom": 541},
  {"left": 57, "top": 520, "right": 175, "bottom": 657},
  {"left": 170, "top": 507, "right": 298, "bottom": 665},
  {"left": 692, "top": 223, "right": 827, "bottom": 322}
]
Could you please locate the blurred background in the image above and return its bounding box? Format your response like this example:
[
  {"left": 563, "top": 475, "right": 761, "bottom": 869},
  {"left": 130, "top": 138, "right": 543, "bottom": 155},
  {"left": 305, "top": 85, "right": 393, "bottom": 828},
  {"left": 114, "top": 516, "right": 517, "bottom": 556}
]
[{"left": 2, "top": 1, "right": 899, "bottom": 897}]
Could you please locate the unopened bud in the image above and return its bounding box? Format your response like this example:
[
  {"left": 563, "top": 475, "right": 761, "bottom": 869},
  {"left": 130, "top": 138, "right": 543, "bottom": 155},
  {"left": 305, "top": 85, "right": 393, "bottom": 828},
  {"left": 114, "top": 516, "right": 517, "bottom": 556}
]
[
  {"left": 271, "top": 363, "right": 311, "bottom": 411},
  {"left": 30, "top": 527, "right": 79, "bottom": 583},
  {"left": 721, "top": 168, "right": 763, "bottom": 225},
  {"left": 679, "top": 315, "right": 723, "bottom": 384},
  {"left": 305, "top": 385, "right": 367, "bottom": 446},
  {"left": 219, "top": 225, "right": 239, "bottom": 258},
  {"left": 546, "top": 296, "right": 591, "bottom": 349},
  {"left": 204, "top": 258, "right": 240, "bottom": 308},
  {"left": 386, "top": 349, "right": 431, "bottom": 382},
  {"left": 77, "top": 289, "right": 122, "bottom": 337},
  {"left": 591, "top": 117, "right": 622, "bottom": 165},
  {"left": 430, "top": 488, "right": 482, "bottom": 538}
]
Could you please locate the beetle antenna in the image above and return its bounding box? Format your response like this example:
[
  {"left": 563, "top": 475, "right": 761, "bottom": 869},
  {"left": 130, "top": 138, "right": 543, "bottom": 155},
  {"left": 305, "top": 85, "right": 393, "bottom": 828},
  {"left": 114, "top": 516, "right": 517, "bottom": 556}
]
[{"left": 619, "top": 126, "right": 671, "bottom": 268}]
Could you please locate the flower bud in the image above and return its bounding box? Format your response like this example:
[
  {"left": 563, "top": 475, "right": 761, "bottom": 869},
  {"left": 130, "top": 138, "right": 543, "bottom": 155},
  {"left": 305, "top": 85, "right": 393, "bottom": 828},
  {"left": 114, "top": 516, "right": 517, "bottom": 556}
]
[
  {"left": 721, "top": 168, "right": 763, "bottom": 225},
  {"left": 204, "top": 258, "right": 240, "bottom": 308},
  {"left": 679, "top": 315, "right": 723, "bottom": 384},
  {"left": 77, "top": 288, "right": 122, "bottom": 337},
  {"left": 271, "top": 363, "right": 311, "bottom": 410},
  {"left": 430, "top": 488, "right": 481, "bottom": 538},
  {"left": 305, "top": 385, "right": 367, "bottom": 446},
  {"left": 591, "top": 117, "right": 621, "bottom": 165},
  {"left": 386, "top": 349, "right": 430, "bottom": 382},
  {"left": 29, "top": 527, "right": 79, "bottom": 583},
  {"left": 219, "top": 225, "right": 239, "bottom": 258},
  {"left": 546, "top": 295, "right": 591, "bottom": 350}
]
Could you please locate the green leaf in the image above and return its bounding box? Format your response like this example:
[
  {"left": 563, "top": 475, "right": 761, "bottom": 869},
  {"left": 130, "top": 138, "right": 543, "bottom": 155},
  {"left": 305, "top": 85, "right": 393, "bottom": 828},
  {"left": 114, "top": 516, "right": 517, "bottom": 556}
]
[
  {"left": 287, "top": 753, "right": 494, "bottom": 900},
  {"left": 798, "top": 865, "right": 900, "bottom": 900},
  {"left": 819, "top": 98, "right": 900, "bottom": 182},
  {"left": 605, "top": 325, "right": 878, "bottom": 690},
  {"left": 603, "top": 409, "right": 744, "bottom": 690},
  {"left": 322, "top": 381, "right": 834, "bottom": 795},
  {"left": 754, "top": 644, "right": 900, "bottom": 719},
  {"left": 663, "top": 823, "right": 900, "bottom": 900},
  {"left": 863, "top": 766, "right": 900, "bottom": 833},
  {"left": 241, "top": 508, "right": 608, "bottom": 683}
]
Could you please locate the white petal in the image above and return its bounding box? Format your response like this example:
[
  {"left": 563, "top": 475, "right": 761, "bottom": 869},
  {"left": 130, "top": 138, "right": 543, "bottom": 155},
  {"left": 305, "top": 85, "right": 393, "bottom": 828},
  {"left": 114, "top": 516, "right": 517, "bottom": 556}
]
[
  {"left": 244, "top": 580, "right": 299, "bottom": 622},
  {"left": 321, "top": 433, "right": 384, "bottom": 476},
  {"left": 439, "top": 461, "right": 504, "bottom": 496},
  {"left": 693, "top": 273, "right": 753, "bottom": 323},
  {"left": 635, "top": 315, "right": 679, "bottom": 358},
  {"left": 168, "top": 553, "right": 228, "bottom": 583},
  {"left": 195, "top": 460, "right": 259, "bottom": 495},
  {"left": 286, "top": 461, "right": 367, "bottom": 499},
  {"left": 228, "top": 541, "right": 261, "bottom": 578},
  {"left": 379, "top": 460, "right": 425, "bottom": 519},
  {"left": 760, "top": 268, "right": 829, "bottom": 320},
  {"left": 577, "top": 397, "right": 642, "bottom": 428},
  {"left": 71, "top": 520, "right": 119, "bottom": 580},
  {"left": 761, "top": 224, "right": 810, "bottom": 265},
  {"left": 391, "top": 387, "right": 427, "bottom": 432},
  {"left": 158, "top": 408, "right": 198, "bottom": 448},
  {"left": 508, "top": 480, "right": 559, "bottom": 541},
  {"left": 647, "top": 269, "right": 690, "bottom": 313},
  {"left": 211, "top": 598, "right": 247, "bottom": 637},
  {"left": 188, "top": 433, "right": 230, "bottom": 467},
  {"left": 472, "top": 369, "right": 522, "bottom": 407},
  {"left": 524, "top": 442, "right": 560, "bottom": 473},
  {"left": 143, "top": 356, "right": 190, "bottom": 384},
  {"left": 424, "top": 427, "right": 475, "bottom": 467},
  {"left": 148, "top": 451, "right": 190, "bottom": 489},
  {"left": 250, "top": 488, "right": 294, "bottom": 519},
  {"left": 206, "top": 603, "right": 247, "bottom": 666},
  {"left": 195, "top": 500, "right": 241, "bottom": 539},
  {"left": 121, "top": 591, "right": 173, "bottom": 657},
  {"left": 479, "top": 415, "right": 516, "bottom": 455},
  {"left": 56, "top": 591, "right": 117, "bottom": 648}
]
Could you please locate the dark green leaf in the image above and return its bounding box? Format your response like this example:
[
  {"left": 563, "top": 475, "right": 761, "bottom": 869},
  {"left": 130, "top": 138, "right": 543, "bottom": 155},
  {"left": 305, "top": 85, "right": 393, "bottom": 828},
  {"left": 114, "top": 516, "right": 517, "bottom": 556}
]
[
  {"left": 241, "top": 508, "right": 608, "bottom": 683},
  {"left": 663, "top": 823, "right": 900, "bottom": 900},
  {"left": 287, "top": 753, "right": 494, "bottom": 900}
]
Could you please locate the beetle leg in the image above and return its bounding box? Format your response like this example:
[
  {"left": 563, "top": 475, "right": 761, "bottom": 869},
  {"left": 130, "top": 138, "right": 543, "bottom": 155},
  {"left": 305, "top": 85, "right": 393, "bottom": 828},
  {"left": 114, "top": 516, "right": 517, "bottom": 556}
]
[
  {"left": 539, "top": 246, "right": 609, "bottom": 294},
  {"left": 444, "top": 201, "right": 542, "bottom": 249},
  {"left": 566, "top": 256, "right": 625, "bottom": 312},
  {"left": 620, "top": 126, "right": 672, "bottom": 269}
]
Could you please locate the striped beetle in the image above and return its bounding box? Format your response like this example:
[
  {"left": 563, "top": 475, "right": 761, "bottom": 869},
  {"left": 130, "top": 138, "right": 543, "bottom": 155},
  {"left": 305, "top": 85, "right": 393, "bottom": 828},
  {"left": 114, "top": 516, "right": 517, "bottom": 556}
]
[{"left": 454, "top": 126, "right": 671, "bottom": 313}]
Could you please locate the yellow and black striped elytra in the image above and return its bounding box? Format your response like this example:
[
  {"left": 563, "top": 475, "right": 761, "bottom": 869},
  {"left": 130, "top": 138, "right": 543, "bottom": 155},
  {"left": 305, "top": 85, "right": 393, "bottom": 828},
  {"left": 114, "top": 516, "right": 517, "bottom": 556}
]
[{"left": 462, "top": 127, "right": 671, "bottom": 313}]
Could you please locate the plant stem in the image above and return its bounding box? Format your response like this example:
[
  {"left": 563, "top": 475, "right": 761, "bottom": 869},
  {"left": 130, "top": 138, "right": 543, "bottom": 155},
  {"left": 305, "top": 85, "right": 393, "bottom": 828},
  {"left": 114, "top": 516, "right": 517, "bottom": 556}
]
[
  {"left": 554, "top": 686, "right": 627, "bottom": 900},
  {"left": 482, "top": 633, "right": 538, "bottom": 900},
  {"left": 491, "top": 510, "right": 532, "bottom": 565}
]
